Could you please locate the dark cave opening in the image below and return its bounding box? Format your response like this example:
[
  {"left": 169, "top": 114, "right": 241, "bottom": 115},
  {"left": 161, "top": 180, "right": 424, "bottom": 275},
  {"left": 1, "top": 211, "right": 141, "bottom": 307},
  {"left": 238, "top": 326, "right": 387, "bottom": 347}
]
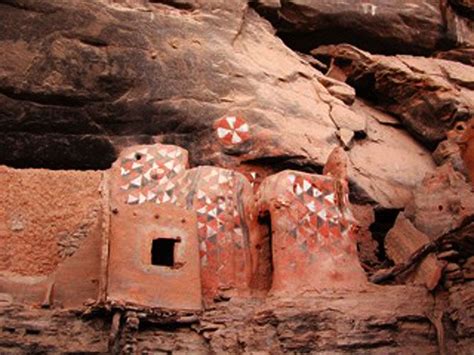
[{"left": 369, "top": 208, "right": 401, "bottom": 263}]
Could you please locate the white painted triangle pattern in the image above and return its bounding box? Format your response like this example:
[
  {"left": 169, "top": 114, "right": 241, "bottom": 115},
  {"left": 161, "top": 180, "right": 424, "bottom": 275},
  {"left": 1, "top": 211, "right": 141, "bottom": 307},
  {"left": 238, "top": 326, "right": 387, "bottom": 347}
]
[
  {"left": 313, "top": 188, "right": 322, "bottom": 198},
  {"left": 130, "top": 175, "right": 142, "bottom": 188},
  {"left": 125, "top": 152, "right": 136, "bottom": 160},
  {"left": 143, "top": 169, "right": 152, "bottom": 182},
  {"left": 218, "top": 173, "right": 229, "bottom": 184},
  {"left": 295, "top": 184, "right": 303, "bottom": 196},
  {"left": 127, "top": 194, "right": 139, "bottom": 204},
  {"left": 217, "top": 127, "right": 230, "bottom": 138},
  {"left": 306, "top": 201, "right": 316, "bottom": 212},
  {"left": 131, "top": 162, "right": 143, "bottom": 170},
  {"left": 317, "top": 209, "right": 327, "bottom": 220},
  {"left": 197, "top": 190, "right": 206, "bottom": 199},
  {"left": 324, "top": 193, "right": 335, "bottom": 204},
  {"left": 231, "top": 132, "right": 242, "bottom": 144},
  {"left": 303, "top": 179, "right": 312, "bottom": 192},
  {"left": 236, "top": 122, "right": 249, "bottom": 132},
  {"left": 226, "top": 116, "right": 236, "bottom": 128},
  {"left": 120, "top": 167, "right": 130, "bottom": 176},
  {"left": 147, "top": 191, "right": 157, "bottom": 201}
]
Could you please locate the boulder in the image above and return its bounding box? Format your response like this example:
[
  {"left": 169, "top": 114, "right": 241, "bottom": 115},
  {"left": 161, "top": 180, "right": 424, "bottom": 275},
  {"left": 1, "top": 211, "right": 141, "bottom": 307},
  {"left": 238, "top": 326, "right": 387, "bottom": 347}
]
[
  {"left": 385, "top": 213, "right": 443, "bottom": 290},
  {"left": 405, "top": 164, "right": 474, "bottom": 239},
  {"left": 312, "top": 44, "right": 474, "bottom": 146},
  {"left": 433, "top": 121, "right": 471, "bottom": 178},
  {"left": 347, "top": 100, "right": 436, "bottom": 208},
  {"left": 435, "top": 47, "right": 474, "bottom": 66}
]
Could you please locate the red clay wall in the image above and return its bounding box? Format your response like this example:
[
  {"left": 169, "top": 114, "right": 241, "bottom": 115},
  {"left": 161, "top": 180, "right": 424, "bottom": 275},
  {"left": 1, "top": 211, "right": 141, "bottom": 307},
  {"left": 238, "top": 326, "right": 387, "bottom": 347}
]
[
  {"left": 0, "top": 166, "right": 105, "bottom": 307},
  {"left": 110, "top": 144, "right": 260, "bottom": 305},
  {"left": 257, "top": 170, "right": 367, "bottom": 295}
]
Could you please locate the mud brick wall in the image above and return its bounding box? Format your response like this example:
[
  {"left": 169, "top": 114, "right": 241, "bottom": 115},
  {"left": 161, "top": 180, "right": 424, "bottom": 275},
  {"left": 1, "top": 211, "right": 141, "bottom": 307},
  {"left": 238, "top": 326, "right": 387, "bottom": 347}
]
[{"left": 0, "top": 166, "right": 106, "bottom": 307}]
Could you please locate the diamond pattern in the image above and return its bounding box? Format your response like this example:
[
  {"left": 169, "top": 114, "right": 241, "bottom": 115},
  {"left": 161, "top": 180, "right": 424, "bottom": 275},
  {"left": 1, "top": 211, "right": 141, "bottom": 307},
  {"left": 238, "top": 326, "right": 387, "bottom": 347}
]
[
  {"left": 192, "top": 168, "right": 245, "bottom": 263},
  {"left": 285, "top": 173, "right": 354, "bottom": 253},
  {"left": 118, "top": 145, "right": 187, "bottom": 205}
]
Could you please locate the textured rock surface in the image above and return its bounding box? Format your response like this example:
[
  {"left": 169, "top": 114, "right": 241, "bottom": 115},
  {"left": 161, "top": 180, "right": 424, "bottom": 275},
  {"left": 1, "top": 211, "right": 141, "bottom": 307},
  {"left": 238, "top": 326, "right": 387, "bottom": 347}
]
[
  {"left": 0, "top": 0, "right": 339, "bottom": 170},
  {"left": 0, "top": 0, "right": 438, "bottom": 210},
  {"left": 385, "top": 214, "right": 443, "bottom": 290},
  {"left": 433, "top": 121, "right": 470, "bottom": 176},
  {"left": 252, "top": 0, "right": 471, "bottom": 54},
  {"left": 312, "top": 44, "right": 474, "bottom": 146},
  {"left": 459, "top": 118, "right": 474, "bottom": 184},
  {"left": 405, "top": 164, "right": 474, "bottom": 239},
  {"left": 448, "top": 284, "right": 474, "bottom": 345},
  {"left": 0, "top": 286, "right": 441, "bottom": 354},
  {"left": 347, "top": 100, "right": 436, "bottom": 208},
  {"left": 1, "top": 0, "right": 474, "bottom": 353},
  {"left": 435, "top": 47, "right": 474, "bottom": 66}
]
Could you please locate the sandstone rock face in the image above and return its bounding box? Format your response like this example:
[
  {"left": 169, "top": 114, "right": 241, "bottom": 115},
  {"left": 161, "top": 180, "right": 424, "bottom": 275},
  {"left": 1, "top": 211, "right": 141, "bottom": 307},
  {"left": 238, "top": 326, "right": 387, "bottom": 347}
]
[
  {"left": 0, "top": 0, "right": 340, "bottom": 171},
  {"left": 1, "top": 0, "right": 474, "bottom": 353},
  {"left": 0, "top": 287, "right": 440, "bottom": 354},
  {"left": 312, "top": 45, "right": 474, "bottom": 146},
  {"left": 253, "top": 0, "right": 470, "bottom": 54},
  {"left": 433, "top": 121, "right": 470, "bottom": 176},
  {"left": 0, "top": 0, "right": 438, "bottom": 211},
  {"left": 347, "top": 100, "right": 436, "bottom": 208},
  {"left": 459, "top": 118, "right": 474, "bottom": 185},
  {"left": 385, "top": 214, "right": 443, "bottom": 290},
  {"left": 405, "top": 164, "right": 474, "bottom": 239},
  {"left": 435, "top": 47, "right": 474, "bottom": 66}
]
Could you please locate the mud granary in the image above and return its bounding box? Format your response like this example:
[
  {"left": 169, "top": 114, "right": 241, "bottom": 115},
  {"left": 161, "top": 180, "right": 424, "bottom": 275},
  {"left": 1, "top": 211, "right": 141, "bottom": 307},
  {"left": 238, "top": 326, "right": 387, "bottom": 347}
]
[{"left": 0, "top": 139, "right": 364, "bottom": 311}]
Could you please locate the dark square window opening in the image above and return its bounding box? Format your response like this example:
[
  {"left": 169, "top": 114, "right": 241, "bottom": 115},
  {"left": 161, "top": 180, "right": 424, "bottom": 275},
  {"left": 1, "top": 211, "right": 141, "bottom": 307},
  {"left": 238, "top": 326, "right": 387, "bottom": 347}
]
[{"left": 151, "top": 238, "right": 178, "bottom": 267}]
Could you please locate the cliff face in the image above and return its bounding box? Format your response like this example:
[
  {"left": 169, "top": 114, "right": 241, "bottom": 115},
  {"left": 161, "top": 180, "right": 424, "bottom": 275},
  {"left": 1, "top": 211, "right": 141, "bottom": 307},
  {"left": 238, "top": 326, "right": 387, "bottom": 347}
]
[{"left": 0, "top": 0, "right": 473, "bottom": 353}]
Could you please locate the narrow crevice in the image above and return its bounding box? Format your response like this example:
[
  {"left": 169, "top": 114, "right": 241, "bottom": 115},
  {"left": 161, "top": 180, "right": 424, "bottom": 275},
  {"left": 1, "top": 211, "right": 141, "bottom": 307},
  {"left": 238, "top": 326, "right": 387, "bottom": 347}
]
[
  {"left": 148, "top": 0, "right": 194, "bottom": 11},
  {"left": 346, "top": 72, "right": 381, "bottom": 105},
  {"left": 369, "top": 208, "right": 401, "bottom": 263},
  {"left": 0, "top": 88, "right": 89, "bottom": 108},
  {"left": 243, "top": 155, "right": 323, "bottom": 174},
  {"left": 0, "top": 0, "right": 60, "bottom": 14},
  {"left": 447, "top": 0, "right": 474, "bottom": 20},
  {"left": 249, "top": 1, "right": 457, "bottom": 56},
  {"left": 0, "top": 132, "right": 117, "bottom": 170},
  {"left": 77, "top": 36, "right": 109, "bottom": 48}
]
